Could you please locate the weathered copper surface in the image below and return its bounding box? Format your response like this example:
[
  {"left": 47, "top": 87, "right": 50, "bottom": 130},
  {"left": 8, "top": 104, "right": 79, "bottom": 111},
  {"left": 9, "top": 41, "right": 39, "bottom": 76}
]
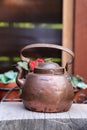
[
  {"left": 16, "top": 43, "right": 74, "bottom": 112},
  {"left": 22, "top": 72, "right": 73, "bottom": 112}
]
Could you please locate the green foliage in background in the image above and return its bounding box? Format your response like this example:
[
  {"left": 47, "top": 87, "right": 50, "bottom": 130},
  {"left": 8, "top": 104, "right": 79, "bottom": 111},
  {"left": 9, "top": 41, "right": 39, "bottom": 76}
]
[
  {"left": 0, "top": 22, "right": 9, "bottom": 27},
  {"left": 0, "top": 22, "right": 62, "bottom": 29},
  {"left": 0, "top": 56, "right": 10, "bottom": 61}
]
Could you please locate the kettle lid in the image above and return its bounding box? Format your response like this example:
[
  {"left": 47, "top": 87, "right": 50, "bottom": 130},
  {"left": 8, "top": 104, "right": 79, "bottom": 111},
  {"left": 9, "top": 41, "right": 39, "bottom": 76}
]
[{"left": 34, "top": 62, "right": 64, "bottom": 74}]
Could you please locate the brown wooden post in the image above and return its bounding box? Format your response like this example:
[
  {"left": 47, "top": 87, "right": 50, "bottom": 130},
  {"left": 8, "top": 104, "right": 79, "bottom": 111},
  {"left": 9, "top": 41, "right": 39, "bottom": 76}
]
[
  {"left": 62, "top": 0, "right": 74, "bottom": 73},
  {"left": 74, "top": 0, "right": 87, "bottom": 82}
]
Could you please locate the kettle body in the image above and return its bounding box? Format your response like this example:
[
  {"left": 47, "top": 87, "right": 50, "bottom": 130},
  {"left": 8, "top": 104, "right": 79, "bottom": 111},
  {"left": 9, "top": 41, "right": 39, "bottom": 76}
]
[
  {"left": 22, "top": 71, "right": 74, "bottom": 112},
  {"left": 16, "top": 43, "right": 74, "bottom": 112}
]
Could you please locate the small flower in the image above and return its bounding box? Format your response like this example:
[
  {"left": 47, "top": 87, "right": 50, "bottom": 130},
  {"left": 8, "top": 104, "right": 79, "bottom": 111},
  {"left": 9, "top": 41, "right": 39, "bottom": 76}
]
[
  {"left": 35, "top": 58, "right": 44, "bottom": 63},
  {"left": 29, "top": 58, "right": 44, "bottom": 71},
  {"left": 29, "top": 60, "right": 36, "bottom": 71}
]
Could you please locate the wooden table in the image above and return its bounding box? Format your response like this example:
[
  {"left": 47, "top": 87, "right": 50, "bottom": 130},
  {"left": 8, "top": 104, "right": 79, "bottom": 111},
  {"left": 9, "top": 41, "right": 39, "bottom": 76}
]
[{"left": 0, "top": 102, "right": 87, "bottom": 130}]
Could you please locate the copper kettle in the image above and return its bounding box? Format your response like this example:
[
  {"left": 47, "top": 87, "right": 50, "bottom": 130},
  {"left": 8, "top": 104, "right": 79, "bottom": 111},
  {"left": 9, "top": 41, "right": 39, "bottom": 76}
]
[{"left": 16, "top": 43, "right": 74, "bottom": 112}]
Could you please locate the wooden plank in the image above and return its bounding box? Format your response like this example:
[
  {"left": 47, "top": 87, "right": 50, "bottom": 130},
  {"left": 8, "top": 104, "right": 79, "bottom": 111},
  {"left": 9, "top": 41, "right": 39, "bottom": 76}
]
[
  {"left": 0, "top": 0, "right": 62, "bottom": 23},
  {"left": 0, "top": 102, "right": 87, "bottom": 130}
]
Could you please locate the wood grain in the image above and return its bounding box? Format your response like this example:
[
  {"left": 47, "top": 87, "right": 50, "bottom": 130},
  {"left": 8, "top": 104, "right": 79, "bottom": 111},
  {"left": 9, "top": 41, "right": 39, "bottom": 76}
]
[{"left": 0, "top": 102, "right": 87, "bottom": 130}]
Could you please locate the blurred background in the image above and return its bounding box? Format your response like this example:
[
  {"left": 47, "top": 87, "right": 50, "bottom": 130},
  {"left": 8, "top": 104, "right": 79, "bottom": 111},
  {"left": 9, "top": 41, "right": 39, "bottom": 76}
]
[{"left": 0, "top": 0, "right": 63, "bottom": 73}]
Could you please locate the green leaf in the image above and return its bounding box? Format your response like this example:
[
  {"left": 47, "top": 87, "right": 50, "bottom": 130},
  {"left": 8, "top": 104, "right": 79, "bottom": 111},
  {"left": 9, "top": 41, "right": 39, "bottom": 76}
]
[
  {"left": 0, "top": 71, "right": 17, "bottom": 84},
  {"left": 4, "top": 71, "right": 16, "bottom": 79},
  {"left": 17, "top": 61, "right": 28, "bottom": 70},
  {"left": 70, "top": 74, "right": 80, "bottom": 87},
  {"left": 77, "top": 82, "right": 87, "bottom": 89},
  {"left": 70, "top": 74, "right": 87, "bottom": 89},
  {"left": 0, "top": 74, "right": 6, "bottom": 83},
  {"left": 45, "top": 58, "right": 61, "bottom": 63}
]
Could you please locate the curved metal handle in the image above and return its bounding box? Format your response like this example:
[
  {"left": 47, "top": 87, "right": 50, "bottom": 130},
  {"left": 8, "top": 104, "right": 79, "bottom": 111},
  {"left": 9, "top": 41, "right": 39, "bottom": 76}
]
[{"left": 20, "top": 43, "right": 74, "bottom": 71}]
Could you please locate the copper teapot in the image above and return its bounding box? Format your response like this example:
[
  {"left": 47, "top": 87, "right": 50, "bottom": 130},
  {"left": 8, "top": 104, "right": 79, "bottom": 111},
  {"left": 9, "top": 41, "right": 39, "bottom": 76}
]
[{"left": 16, "top": 43, "right": 74, "bottom": 112}]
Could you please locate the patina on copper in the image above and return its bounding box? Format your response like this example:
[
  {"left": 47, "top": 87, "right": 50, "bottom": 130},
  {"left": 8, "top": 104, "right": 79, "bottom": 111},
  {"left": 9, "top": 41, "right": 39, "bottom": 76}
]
[{"left": 16, "top": 43, "right": 74, "bottom": 112}]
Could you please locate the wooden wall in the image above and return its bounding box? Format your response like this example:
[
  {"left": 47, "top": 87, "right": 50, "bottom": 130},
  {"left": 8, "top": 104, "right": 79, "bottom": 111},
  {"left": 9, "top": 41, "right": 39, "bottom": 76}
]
[
  {"left": 74, "top": 0, "right": 87, "bottom": 82},
  {"left": 0, "top": 0, "right": 62, "bottom": 23}
]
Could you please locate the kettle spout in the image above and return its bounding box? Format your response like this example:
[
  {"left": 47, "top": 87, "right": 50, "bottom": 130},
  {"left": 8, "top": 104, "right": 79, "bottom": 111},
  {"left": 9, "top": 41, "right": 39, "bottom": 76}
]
[{"left": 16, "top": 65, "right": 25, "bottom": 88}]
